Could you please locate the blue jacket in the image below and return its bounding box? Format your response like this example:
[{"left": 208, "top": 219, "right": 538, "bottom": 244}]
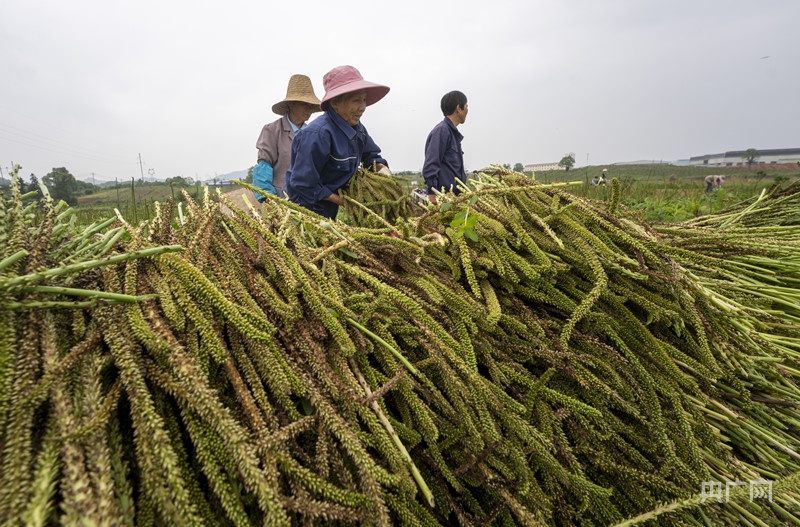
[
  {"left": 422, "top": 117, "right": 465, "bottom": 195},
  {"left": 285, "top": 109, "right": 387, "bottom": 219}
]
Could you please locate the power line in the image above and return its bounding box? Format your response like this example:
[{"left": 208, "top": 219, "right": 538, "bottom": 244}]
[
  {"left": 0, "top": 123, "right": 134, "bottom": 164},
  {"left": 0, "top": 133, "right": 134, "bottom": 167}
]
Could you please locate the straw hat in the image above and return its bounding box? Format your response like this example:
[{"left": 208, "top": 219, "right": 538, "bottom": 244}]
[
  {"left": 320, "top": 65, "right": 389, "bottom": 109},
  {"left": 271, "top": 74, "right": 322, "bottom": 116}
]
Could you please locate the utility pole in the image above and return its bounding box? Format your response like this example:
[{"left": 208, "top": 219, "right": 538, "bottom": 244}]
[
  {"left": 138, "top": 153, "right": 145, "bottom": 184},
  {"left": 131, "top": 176, "right": 137, "bottom": 224}
]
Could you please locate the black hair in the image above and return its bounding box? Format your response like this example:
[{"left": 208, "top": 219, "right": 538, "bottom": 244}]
[
  {"left": 440, "top": 90, "right": 467, "bottom": 116},
  {"left": 322, "top": 93, "right": 345, "bottom": 111}
]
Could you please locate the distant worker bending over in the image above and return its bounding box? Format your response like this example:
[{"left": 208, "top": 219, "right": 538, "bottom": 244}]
[
  {"left": 704, "top": 174, "right": 715, "bottom": 193},
  {"left": 422, "top": 90, "right": 468, "bottom": 205},
  {"left": 591, "top": 169, "right": 607, "bottom": 187}
]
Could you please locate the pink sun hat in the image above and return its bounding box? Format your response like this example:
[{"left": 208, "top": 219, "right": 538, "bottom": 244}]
[{"left": 320, "top": 65, "right": 390, "bottom": 109}]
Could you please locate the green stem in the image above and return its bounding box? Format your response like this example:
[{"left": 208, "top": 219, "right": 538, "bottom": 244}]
[
  {"left": 345, "top": 317, "right": 418, "bottom": 376},
  {"left": 718, "top": 188, "right": 767, "bottom": 229},
  {"left": 1, "top": 245, "right": 183, "bottom": 289},
  {"left": 6, "top": 299, "right": 152, "bottom": 310},
  {"left": 19, "top": 285, "right": 156, "bottom": 304},
  {"left": 350, "top": 359, "right": 434, "bottom": 507},
  {"left": 0, "top": 250, "right": 28, "bottom": 272},
  {"left": 342, "top": 195, "right": 396, "bottom": 231}
]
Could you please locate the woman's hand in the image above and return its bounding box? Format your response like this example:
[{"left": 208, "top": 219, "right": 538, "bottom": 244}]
[
  {"left": 374, "top": 163, "right": 391, "bottom": 176},
  {"left": 325, "top": 192, "right": 345, "bottom": 206}
]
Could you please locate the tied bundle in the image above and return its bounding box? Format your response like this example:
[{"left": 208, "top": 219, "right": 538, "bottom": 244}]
[{"left": 339, "top": 167, "right": 423, "bottom": 229}]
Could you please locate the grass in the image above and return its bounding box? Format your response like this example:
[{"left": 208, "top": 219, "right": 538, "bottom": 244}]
[
  {"left": 65, "top": 164, "right": 800, "bottom": 225},
  {"left": 532, "top": 164, "right": 800, "bottom": 222},
  {"left": 74, "top": 181, "right": 241, "bottom": 224}
]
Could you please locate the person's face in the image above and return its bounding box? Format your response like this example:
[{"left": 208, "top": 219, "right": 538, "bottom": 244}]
[
  {"left": 330, "top": 90, "right": 367, "bottom": 126},
  {"left": 455, "top": 102, "right": 469, "bottom": 125},
  {"left": 287, "top": 101, "right": 317, "bottom": 127}
]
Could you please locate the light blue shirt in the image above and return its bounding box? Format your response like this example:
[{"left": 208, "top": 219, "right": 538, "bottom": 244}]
[{"left": 254, "top": 117, "right": 306, "bottom": 200}]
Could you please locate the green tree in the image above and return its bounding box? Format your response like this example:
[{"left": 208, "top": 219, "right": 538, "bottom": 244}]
[
  {"left": 18, "top": 174, "right": 31, "bottom": 194},
  {"left": 246, "top": 166, "right": 254, "bottom": 184},
  {"left": 42, "top": 167, "right": 78, "bottom": 205},
  {"left": 27, "top": 174, "right": 42, "bottom": 200},
  {"left": 513, "top": 163, "right": 524, "bottom": 172},
  {"left": 75, "top": 179, "right": 98, "bottom": 195},
  {"left": 558, "top": 154, "right": 576, "bottom": 171},
  {"left": 502, "top": 163, "right": 511, "bottom": 170},
  {"left": 166, "top": 176, "right": 190, "bottom": 186},
  {"left": 742, "top": 148, "right": 760, "bottom": 168}
]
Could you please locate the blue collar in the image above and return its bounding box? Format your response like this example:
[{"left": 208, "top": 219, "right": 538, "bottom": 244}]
[
  {"left": 327, "top": 108, "right": 360, "bottom": 140},
  {"left": 287, "top": 116, "right": 304, "bottom": 134},
  {"left": 444, "top": 117, "right": 464, "bottom": 141}
]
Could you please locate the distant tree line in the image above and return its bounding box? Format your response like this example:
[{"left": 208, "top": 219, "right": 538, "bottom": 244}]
[
  {"left": 41, "top": 167, "right": 86, "bottom": 205},
  {"left": 30, "top": 168, "right": 213, "bottom": 207}
]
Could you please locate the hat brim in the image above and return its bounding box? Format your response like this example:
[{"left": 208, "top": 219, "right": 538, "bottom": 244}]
[
  {"left": 272, "top": 98, "right": 322, "bottom": 116},
  {"left": 320, "top": 80, "right": 390, "bottom": 108}
]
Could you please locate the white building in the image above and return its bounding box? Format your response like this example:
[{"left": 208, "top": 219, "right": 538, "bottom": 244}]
[
  {"left": 688, "top": 148, "right": 800, "bottom": 167},
  {"left": 523, "top": 162, "right": 565, "bottom": 172}
]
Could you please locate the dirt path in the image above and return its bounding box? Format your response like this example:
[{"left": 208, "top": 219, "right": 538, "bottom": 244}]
[{"left": 220, "top": 187, "right": 262, "bottom": 216}]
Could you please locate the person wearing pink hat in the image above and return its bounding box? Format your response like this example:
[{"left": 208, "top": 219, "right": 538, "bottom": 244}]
[
  {"left": 253, "top": 74, "right": 322, "bottom": 201},
  {"left": 285, "top": 65, "right": 391, "bottom": 219}
]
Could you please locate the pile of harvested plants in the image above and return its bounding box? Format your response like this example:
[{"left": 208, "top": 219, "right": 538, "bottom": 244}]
[
  {"left": 339, "top": 167, "right": 422, "bottom": 228},
  {"left": 1, "top": 166, "right": 799, "bottom": 526}
]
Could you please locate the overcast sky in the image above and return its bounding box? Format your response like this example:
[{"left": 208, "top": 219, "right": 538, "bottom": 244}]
[{"left": 1, "top": 0, "right": 798, "bottom": 182}]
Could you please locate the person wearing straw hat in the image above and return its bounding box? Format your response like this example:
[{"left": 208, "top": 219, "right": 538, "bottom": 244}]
[
  {"left": 284, "top": 65, "right": 391, "bottom": 219},
  {"left": 253, "top": 74, "right": 322, "bottom": 201}
]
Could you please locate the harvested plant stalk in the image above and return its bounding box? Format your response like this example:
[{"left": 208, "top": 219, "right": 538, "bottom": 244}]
[{"left": 1, "top": 165, "right": 799, "bottom": 526}]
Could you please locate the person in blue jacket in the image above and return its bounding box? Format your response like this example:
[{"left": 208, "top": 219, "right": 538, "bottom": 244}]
[
  {"left": 284, "top": 65, "right": 391, "bottom": 219},
  {"left": 422, "top": 90, "right": 468, "bottom": 204}
]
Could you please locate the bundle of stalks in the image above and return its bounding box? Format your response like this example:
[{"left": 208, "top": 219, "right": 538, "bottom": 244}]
[
  {"left": 339, "top": 167, "right": 424, "bottom": 228},
  {"left": 1, "top": 165, "right": 799, "bottom": 526},
  {"left": 680, "top": 181, "right": 800, "bottom": 228}
]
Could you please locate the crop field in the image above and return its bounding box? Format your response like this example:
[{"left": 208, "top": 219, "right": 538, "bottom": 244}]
[
  {"left": 2, "top": 165, "right": 800, "bottom": 526},
  {"left": 537, "top": 163, "right": 800, "bottom": 222},
  {"left": 74, "top": 181, "right": 241, "bottom": 224},
  {"left": 69, "top": 164, "right": 800, "bottom": 226}
]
